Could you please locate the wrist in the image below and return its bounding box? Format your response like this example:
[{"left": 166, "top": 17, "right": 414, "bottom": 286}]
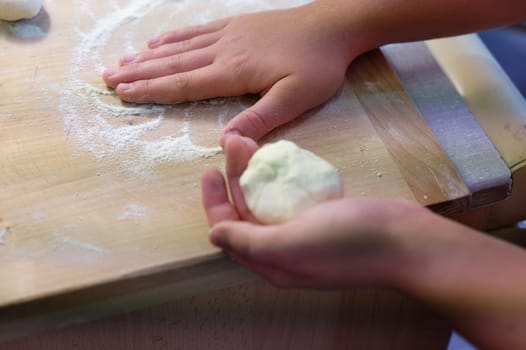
[
  {"left": 385, "top": 205, "right": 489, "bottom": 305},
  {"left": 374, "top": 201, "right": 440, "bottom": 292},
  {"left": 336, "top": 199, "right": 434, "bottom": 290},
  {"left": 302, "top": 0, "right": 382, "bottom": 62}
]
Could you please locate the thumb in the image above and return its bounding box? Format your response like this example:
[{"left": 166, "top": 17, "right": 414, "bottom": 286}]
[
  {"left": 209, "top": 220, "right": 269, "bottom": 258},
  {"left": 220, "top": 75, "right": 328, "bottom": 145}
]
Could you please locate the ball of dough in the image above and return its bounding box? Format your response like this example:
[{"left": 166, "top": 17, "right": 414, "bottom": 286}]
[
  {"left": 0, "top": 0, "right": 43, "bottom": 21},
  {"left": 240, "top": 140, "right": 344, "bottom": 224}
]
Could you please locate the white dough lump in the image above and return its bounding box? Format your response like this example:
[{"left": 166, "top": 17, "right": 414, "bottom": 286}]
[
  {"left": 0, "top": 0, "right": 42, "bottom": 21},
  {"left": 240, "top": 140, "right": 344, "bottom": 224}
]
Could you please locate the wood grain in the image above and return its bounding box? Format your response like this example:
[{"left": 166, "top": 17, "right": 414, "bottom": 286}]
[
  {"left": 1, "top": 281, "right": 451, "bottom": 350},
  {"left": 0, "top": 0, "right": 449, "bottom": 311},
  {"left": 0, "top": 0, "right": 503, "bottom": 346},
  {"left": 383, "top": 43, "right": 511, "bottom": 210},
  {"left": 348, "top": 50, "right": 470, "bottom": 211}
]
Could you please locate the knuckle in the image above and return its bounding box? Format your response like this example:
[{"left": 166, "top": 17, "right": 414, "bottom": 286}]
[
  {"left": 174, "top": 73, "right": 190, "bottom": 90},
  {"left": 119, "top": 63, "right": 141, "bottom": 80},
  {"left": 242, "top": 108, "right": 270, "bottom": 134},
  {"left": 152, "top": 45, "right": 174, "bottom": 61},
  {"left": 127, "top": 62, "right": 140, "bottom": 72},
  {"left": 144, "top": 46, "right": 165, "bottom": 61},
  {"left": 134, "top": 79, "right": 151, "bottom": 101},
  {"left": 168, "top": 54, "right": 184, "bottom": 69},
  {"left": 179, "top": 38, "right": 192, "bottom": 52},
  {"left": 172, "top": 73, "right": 191, "bottom": 100},
  {"left": 142, "top": 79, "right": 151, "bottom": 92}
]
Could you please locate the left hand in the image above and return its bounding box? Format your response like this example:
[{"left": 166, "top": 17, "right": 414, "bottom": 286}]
[
  {"left": 103, "top": 4, "right": 358, "bottom": 143},
  {"left": 201, "top": 135, "right": 423, "bottom": 289}
]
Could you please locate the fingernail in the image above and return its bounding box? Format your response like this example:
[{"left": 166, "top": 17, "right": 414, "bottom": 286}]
[
  {"left": 220, "top": 129, "right": 241, "bottom": 146},
  {"left": 225, "top": 129, "right": 241, "bottom": 137},
  {"left": 121, "top": 53, "right": 136, "bottom": 64},
  {"left": 118, "top": 83, "right": 131, "bottom": 91},
  {"left": 210, "top": 230, "right": 227, "bottom": 248},
  {"left": 104, "top": 68, "right": 117, "bottom": 77},
  {"left": 148, "top": 37, "right": 160, "bottom": 46}
]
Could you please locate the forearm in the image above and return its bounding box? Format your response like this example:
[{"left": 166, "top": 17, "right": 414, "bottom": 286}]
[
  {"left": 309, "top": 0, "right": 526, "bottom": 54},
  {"left": 393, "top": 210, "right": 526, "bottom": 349}
]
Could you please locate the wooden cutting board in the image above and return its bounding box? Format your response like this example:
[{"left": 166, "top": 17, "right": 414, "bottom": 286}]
[{"left": 0, "top": 0, "right": 505, "bottom": 328}]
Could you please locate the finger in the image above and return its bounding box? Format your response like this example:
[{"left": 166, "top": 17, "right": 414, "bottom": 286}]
[
  {"left": 220, "top": 75, "right": 335, "bottom": 144},
  {"left": 210, "top": 221, "right": 280, "bottom": 267},
  {"left": 147, "top": 18, "right": 229, "bottom": 48},
  {"left": 114, "top": 65, "right": 227, "bottom": 104},
  {"left": 211, "top": 215, "right": 336, "bottom": 289},
  {"left": 121, "top": 33, "right": 220, "bottom": 66},
  {"left": 210, "top": 220, "right": 324, "bottom": 290},
  {"left": 224, "top": 135, "right": 258, "bottom": 179},
  {"left": 201, "top": 168, "right": 239, "bottom": 226},
  {"left": 224, "top": 135, "right": 259, "bottom": 221},
  {"left": 104, "top": 49, "right": 212, "bottom": 89}
]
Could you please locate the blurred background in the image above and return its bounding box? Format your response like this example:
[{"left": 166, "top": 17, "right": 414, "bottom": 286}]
[
  {"left": 479, "top": 24, "right": 526, "bottom": 98},
  {"left": 447, "top": 23, "right": 526, "bottom": 350}
]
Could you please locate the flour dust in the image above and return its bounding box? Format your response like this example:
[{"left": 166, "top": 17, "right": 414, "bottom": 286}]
[{"left": 61, "top": 0, "right": 309, "bottom": 176}]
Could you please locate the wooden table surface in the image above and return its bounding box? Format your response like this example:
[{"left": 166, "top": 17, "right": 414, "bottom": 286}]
[{"left": 0, "top": 0, "right": 511, "bottom": 346}]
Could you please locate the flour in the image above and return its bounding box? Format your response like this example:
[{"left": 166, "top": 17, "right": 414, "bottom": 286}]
[
  {"left": 118, "top": 203, "right": 148, "bottom": 220},
  {"left": 61, "top": 0, "right": 309, "bottom": 176},
  {"left": 53, "top": 233, "right": 108, "bottom": 254},
  {"left": 78, "top": 2, "right": 95, "bottom": 19},
  {"left": 0, "top": 227, "right": 9, "bottom": 245}
]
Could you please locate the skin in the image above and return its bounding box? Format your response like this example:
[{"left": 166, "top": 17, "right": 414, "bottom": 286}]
[
  {"left": 103, "top": 5, "right": 356, "bottom": 143},
  {"left": 103, "top": 0, "right": 526, "bottom": 143},
  {"left": 103, "top": 0, "right": 526, "bottom": 348},
  {"left": 203, "top": 135, "right": 526, "bottom": 350}
]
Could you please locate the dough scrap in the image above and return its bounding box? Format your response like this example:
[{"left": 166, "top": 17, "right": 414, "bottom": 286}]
[
  {"left": 0, "top": 0, "right": 42, "bottom": 21},
  {"left": 240, "top": 140, "right": 344, "bottom": 224}
]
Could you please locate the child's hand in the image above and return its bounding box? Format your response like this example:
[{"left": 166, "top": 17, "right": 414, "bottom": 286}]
[
  {"left": 103, "top": 4, "right": 357, "bottom": 142},
  {"left": 201, "top": 135, "right": 422, "bottom": 289}
]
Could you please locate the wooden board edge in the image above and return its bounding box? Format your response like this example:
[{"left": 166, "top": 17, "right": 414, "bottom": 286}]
[
  {"left": 382, "top": 42, "right": 512, "bottom": 209},
  {"left": 348, "top": 49, "right": 471, "bottom": 213},
  {"left": 0, "top": 255, "right": 256, "bottom": 342}
]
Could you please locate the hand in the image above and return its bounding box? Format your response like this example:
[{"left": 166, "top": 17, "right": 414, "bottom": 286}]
[
  {"left": 103, "top": 3, "right": 358, "bottom": 143},
  {"left": 201, "top": 135, "right": 424, "bottom": 289}
]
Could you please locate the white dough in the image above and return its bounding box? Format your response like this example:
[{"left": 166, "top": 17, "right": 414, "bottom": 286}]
[
  {"left": 240, "top": 140, "right": 344, "bottom": 224},
  {"left": 0, "top": 0, "right": 42, "bottom": 21}
]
